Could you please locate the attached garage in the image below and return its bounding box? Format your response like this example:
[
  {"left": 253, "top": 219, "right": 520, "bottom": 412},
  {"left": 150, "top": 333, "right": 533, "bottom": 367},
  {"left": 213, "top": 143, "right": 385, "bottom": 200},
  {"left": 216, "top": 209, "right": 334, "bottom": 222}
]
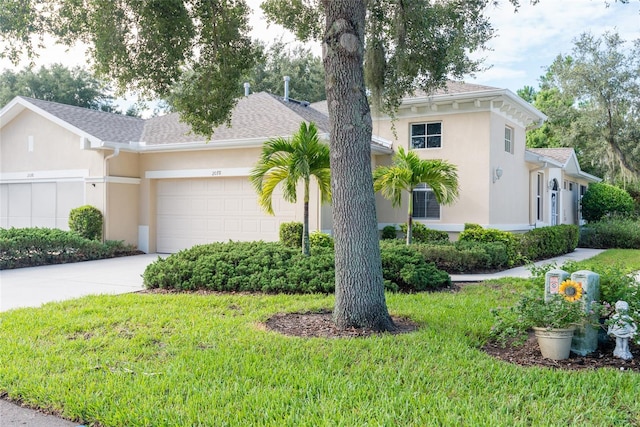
[
  {"left": 155, "top": 177, "right": 299, "bottom": 253},
  {"left": 0, "top": 181, "right": 84, "bottom": 229}
]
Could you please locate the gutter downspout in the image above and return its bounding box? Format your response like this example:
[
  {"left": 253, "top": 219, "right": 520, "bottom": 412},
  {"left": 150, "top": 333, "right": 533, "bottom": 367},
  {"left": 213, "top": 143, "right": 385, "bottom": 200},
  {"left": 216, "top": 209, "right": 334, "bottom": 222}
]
[{"left": 103, "top": 148, "right": 120, "bottom": 242}]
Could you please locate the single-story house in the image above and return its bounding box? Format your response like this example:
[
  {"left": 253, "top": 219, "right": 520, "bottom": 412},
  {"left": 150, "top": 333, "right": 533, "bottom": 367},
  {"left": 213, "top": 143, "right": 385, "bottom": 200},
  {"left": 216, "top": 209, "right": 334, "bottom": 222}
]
[{"left": 0, "top": 81, "right": 600, "bottom": 253}]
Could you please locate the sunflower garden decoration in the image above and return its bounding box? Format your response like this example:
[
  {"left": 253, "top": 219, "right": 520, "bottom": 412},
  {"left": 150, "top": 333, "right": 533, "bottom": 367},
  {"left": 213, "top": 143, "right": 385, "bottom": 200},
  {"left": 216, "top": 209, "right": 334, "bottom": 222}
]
[
  {"left": 559, "top": 279, "right": 583, "bottom": 302},
  {"left": 489, "top": 277, "right": 593, "bottom": 360}
]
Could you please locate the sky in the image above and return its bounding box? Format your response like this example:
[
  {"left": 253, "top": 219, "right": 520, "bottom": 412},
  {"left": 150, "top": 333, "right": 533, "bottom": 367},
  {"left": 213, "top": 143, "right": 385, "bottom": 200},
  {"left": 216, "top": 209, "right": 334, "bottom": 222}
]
[{"left": 1, "top": 0, "right": 639, "bottom": 108}]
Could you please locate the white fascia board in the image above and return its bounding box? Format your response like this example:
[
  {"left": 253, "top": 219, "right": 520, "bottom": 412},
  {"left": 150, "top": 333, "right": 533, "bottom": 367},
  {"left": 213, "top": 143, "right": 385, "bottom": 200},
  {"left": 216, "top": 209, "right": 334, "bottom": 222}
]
[
  {"left": 525, "top": 151, "right": 563, "bottom": 168},
  {"left": 575, "top": 171, "right": 602, "bottom": 183},
  {"left": 86, "top": 176, "right": 141, "bottom": 184},
  {"left": 399, "top": 88, "right": 546, "bottom": 128}
]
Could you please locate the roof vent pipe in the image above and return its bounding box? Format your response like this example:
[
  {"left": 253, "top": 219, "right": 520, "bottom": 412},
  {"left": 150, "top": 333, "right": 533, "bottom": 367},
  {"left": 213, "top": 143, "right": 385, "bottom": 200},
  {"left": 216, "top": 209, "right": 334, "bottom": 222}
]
[
  {"left": 244, "top": 82, "right": 250, "bottom": 97},
  {"left": 283, "top": 75, "right": 290, "bottom": 102}
]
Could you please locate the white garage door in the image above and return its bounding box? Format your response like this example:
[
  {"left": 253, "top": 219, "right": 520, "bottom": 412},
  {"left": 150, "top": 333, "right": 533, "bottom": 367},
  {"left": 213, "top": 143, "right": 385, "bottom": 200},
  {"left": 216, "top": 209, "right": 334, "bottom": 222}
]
[
  {"left": 156, "top": 177, "right": 298, "bottom": 253},
  {"left": 0, "top": 182, "right": 84, "bottom": 229}
]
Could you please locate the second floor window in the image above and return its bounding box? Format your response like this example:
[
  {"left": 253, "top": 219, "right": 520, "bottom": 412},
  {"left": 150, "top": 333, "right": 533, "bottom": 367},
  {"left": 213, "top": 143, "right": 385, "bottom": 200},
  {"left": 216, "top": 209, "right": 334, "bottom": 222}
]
[
  {"left": 504, "top": 126, "right": 514, "bottom": 154},
  {"left": 411, "top": 122, "right": 442, "bottom": 149}
]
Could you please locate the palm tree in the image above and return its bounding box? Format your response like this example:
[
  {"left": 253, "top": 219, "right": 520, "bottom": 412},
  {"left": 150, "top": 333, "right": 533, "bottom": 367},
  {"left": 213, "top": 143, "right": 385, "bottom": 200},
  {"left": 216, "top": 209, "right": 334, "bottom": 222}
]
[
  {"left": 373, "top": 147, "right": 459, "bottom": 245},
  {"left": 250, "top": 122, "right": 331, "bottom": 256}
]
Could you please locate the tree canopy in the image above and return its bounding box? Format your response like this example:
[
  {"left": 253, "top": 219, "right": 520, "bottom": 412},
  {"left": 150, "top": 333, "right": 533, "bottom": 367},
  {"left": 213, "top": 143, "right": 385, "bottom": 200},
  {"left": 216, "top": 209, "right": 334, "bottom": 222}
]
[
  {"left": 248, "top": 39, "right": 325, "bottom": 103},
  {"left": 0, "top": 64, "right": 136, "bottom": 113},
  {"left": 522, "top": 31, "right": 640, "bottom": 184}
]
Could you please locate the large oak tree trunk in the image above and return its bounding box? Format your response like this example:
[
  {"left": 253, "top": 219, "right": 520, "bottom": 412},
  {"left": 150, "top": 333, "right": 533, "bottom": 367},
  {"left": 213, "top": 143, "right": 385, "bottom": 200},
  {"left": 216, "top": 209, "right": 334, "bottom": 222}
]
[{"left": 322, "top": 0, "right": 394, "bottom": 331}]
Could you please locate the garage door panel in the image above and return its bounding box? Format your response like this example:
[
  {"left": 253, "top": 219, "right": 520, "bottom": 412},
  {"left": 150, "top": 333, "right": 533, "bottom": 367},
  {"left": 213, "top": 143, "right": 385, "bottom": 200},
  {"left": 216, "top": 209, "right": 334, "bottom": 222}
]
[
  {"left": 156, "top": 178, "right": 299, "bottom": 253},
  {"left": 242, "top": 219, "right": 258, "bottom": 233},
  {"left": 56, "top": 182, "right": 83, "bottom": 229},
  {"left": 8, "top": 184, "right": 32, "bottom": 218},
  {"left": 31, "top": 183, "right": 56, "bottom": 227}
]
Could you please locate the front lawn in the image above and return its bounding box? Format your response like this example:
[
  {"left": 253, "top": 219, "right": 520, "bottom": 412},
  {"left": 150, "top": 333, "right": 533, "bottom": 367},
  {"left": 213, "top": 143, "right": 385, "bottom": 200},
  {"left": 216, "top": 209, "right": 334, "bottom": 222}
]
[{"left": 1, "top": 282, "right": 638, "bottom": 426}]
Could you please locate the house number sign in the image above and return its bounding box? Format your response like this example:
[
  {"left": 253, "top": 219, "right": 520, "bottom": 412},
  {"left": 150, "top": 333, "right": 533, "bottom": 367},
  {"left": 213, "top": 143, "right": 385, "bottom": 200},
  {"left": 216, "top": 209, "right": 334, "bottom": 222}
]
[{"left": 211, "top": 170, "right": 222, "bottom": 176}]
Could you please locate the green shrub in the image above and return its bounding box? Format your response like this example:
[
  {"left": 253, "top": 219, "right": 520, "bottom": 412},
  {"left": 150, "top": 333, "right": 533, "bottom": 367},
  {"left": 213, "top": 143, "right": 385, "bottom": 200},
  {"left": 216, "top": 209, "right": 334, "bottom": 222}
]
[
  {"left": 579, "top": 217, "right": 640, "bottom": 249},
  {"left": 519, "top": 225, "right": 579, "bottom": 261},
  {"left": 581, "top": 183, "right": 634, "bottom": 222},
  {"left": 464, "top": 223, "right": 483, "bottom": 231},
  {"left": 309, "top": 231, "right": 334, "bottom": 249},
  {"left": 381, "top": 225, "right": 398, "bottom": 240},
  {"left": 279, "top": 222, "right": 303, "bottom": 248},
  {"left": 379, "top": 241, "right": 451, "bottom": 291},
  {"left": 414, "top": 241, "right": 509, "bottom": 273},
  {"left": 399, "top": 222, "right": 449, "bottom": 244},
  {"left": 459, "top": 227, "right": 519, "bottom": 266},
  {"left": 68, "top": 205, "right": 103, "bottom": 241},
  {"left": 454, "top": 241, "right": 509, "bottom": 270},
  {"left": 143, "top": 240, "right": 451, "bottom": 293},
  {"left": 0, "top": 227, "right": 135, "bottom": 269}
]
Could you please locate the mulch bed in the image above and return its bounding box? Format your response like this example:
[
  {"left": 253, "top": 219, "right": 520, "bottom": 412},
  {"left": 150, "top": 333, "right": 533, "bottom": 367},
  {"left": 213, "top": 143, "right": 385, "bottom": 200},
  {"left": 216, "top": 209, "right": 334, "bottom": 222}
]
[
  {"left": 264, "top": 309, "right": 419, "bottom": 338},
  {"left": 264, "top": 311, "right": 638, "bottom": 372}
]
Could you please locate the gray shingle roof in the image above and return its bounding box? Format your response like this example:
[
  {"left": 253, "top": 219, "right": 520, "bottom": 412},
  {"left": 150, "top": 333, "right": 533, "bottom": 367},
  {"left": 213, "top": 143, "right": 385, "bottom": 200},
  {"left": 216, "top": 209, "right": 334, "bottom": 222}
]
[
  {"left": 141, "top": 92, "right": 330, "bottom": 145},
  {"left": 18, "top": 96, "right": 145, "bottom": 144}
]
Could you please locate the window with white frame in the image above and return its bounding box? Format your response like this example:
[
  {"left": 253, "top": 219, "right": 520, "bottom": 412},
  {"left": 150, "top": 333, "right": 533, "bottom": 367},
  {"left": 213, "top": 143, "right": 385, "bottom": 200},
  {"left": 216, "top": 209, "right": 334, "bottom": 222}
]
[
  {"left": 411, "top": 122, "right": 442, "bottom": 149},
  {"left": 504, "top": 126, "right": 514, "bottom": 153},
  {"left": 412, "top": 184, "right": 440, "bottom": 219}
]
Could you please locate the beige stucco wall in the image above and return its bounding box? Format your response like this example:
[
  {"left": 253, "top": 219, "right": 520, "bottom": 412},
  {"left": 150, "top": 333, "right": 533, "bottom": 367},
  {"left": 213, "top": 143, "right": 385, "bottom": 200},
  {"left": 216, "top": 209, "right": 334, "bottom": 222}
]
[
  {"left": 488, "top": 117, "right": 530, "bottom": 229},
  {"left": 1, "top": 109, "right": 104, "bottom": 174},
  {"left": 105, "top": 182, "right": 139, "bottom": 245},
  {"left": 108, "top": 151, "right": 139, "bottom": 177},
  {"left": 373, "top": 111, "right": 495, "bottom": 230}
]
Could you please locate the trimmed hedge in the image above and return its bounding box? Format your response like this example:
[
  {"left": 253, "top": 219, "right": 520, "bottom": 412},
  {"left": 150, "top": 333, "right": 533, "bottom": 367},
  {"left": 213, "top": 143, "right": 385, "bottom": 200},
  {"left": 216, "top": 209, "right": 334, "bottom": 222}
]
[
  {"left": 143, "top": 240, "right": 451, "bottom": 293},
  {"left": 0, "top": 227, "right": 136, "bottom": 269},
  {"left": 518, "top": 224, "right": 579, "bottom": 261},
  {"left": 279, "top": 222, "right": 303, "bottom": 248},
  {"left": 579, "top": 217, "right": 640, "bottom": 249},
  {"left": 458, "top": 227, "right": 520, "bottom": 266},
  {"left": 399, "top": 222, "right": 449, "bottom": 244},
  {"left": 68, "top": 205, "right": 103, "bottom": 241},
  {"left": 309, "top": 231, "right": 334, "bottom": 249},
  {"left": 413, "top": 241, "right": 509, "bottom": 273}
]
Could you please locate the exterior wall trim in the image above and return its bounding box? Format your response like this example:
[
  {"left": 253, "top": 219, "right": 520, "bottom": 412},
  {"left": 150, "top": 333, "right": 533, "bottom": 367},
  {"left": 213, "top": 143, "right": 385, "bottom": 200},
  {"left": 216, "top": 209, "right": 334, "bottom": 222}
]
[
  {"left": 145, "top": 167, "right": 253, "bottom": 179},
  {"left": 0, "top": 169, "right": 89, "bottom": 183}
]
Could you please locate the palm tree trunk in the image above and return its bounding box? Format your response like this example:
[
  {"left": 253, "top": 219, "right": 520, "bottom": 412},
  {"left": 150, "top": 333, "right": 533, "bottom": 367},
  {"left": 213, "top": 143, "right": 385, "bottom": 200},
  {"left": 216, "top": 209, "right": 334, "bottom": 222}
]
[
  {"left": 406, "top": 190, "right": 413, "bottom": 245},
  {"left": 323, "top": 0, "right": 394, "bottom": 331},
  {"left": 303, "top": 180, "right": 311, "bottom": 256}
]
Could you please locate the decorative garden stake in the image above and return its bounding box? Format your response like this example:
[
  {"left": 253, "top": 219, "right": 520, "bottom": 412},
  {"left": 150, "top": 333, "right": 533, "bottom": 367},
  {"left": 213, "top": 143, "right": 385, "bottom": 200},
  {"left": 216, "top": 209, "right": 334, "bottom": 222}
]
[
  {"left": 608, "top": 300, "right": 637, "bottom": 361},
  {"left": 569, "top": 270, "right": 600, "bottom": 356}
]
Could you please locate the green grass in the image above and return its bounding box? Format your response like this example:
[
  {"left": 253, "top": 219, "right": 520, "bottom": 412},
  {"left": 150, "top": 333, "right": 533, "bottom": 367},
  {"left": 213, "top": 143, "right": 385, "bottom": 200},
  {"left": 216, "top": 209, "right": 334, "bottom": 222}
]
[
  {"left": 1, "top": 283, "right": 638, "bottom": 426},
  {"left": 579, "top": 249, "right": 640, "bottom": 271}
]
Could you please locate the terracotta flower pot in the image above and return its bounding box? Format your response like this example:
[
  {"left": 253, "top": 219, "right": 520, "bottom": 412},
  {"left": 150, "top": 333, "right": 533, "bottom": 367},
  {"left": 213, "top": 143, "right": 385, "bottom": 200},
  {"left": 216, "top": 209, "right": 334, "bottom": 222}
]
[{"left": 533, "top": 327, "right": 575, "bottom": 360}]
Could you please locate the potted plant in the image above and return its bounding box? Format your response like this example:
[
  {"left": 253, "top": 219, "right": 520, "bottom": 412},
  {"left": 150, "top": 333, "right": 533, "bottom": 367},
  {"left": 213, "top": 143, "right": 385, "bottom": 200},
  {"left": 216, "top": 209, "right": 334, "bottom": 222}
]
[{"left": 490, "top": 280, "right": 590, "bottom": 360}]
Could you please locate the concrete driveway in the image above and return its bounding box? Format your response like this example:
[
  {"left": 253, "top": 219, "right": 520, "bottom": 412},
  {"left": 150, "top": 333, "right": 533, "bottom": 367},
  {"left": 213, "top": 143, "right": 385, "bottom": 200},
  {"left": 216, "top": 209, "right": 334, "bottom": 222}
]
[{"left": 0, "top": 254, "right": 161, "bottom": 311}]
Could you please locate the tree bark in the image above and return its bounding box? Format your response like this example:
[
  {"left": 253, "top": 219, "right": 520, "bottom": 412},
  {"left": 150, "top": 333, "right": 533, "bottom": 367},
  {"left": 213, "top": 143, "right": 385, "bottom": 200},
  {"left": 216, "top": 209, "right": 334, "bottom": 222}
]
[{"left": 322, "top": 0, "right": 394, "bottom": 331}]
